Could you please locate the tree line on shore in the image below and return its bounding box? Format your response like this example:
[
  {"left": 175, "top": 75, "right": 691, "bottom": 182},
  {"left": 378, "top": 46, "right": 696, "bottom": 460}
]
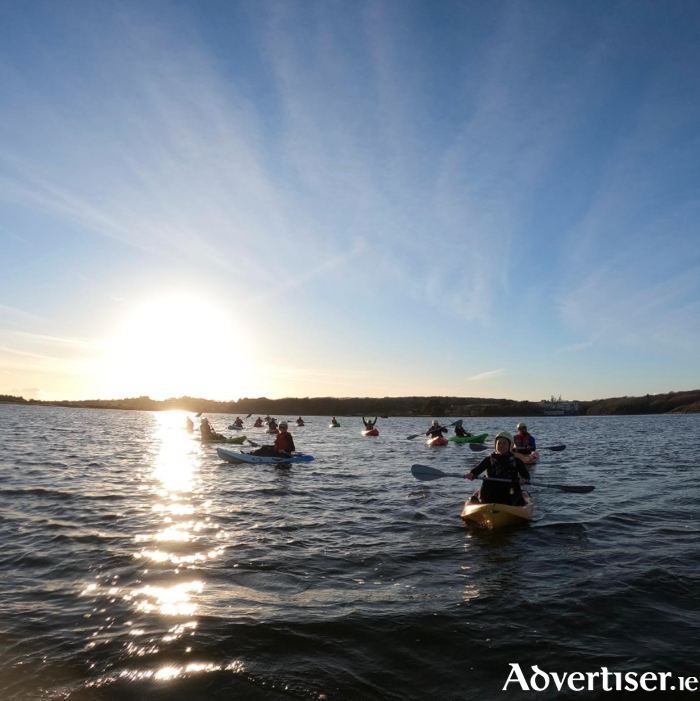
[{"left": 2, "top": 389, "right": 699, "bottom": 416}]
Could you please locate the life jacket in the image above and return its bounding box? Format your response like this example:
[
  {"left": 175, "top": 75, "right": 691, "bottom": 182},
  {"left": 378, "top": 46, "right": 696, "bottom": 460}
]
[
  {"left": 487, "top": 452, "right": 520, "bottom": 479},
  {"left": 275, "top": 431, "right": 295, "bottom": 453},
  {"left": 514, "top": 431, "right": 533, "bottom": 449}
]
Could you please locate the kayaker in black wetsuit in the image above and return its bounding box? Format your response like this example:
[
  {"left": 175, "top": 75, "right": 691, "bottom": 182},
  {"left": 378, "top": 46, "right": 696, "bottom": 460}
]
[
  {"left": 425, "top": 419, "right": 448, "bottom": 438},
  {"left": 454, "top": 420, "right": 472, "bottom": 438},
  {"left": 200, "top": 417, "right": 226, "bottom": 441},
  {"left": 232, "top": 416, "right": 244, "bottom": 428},
  {"left": 268, "top": 418, "right": 278, "bottom": 431},
  {"left": 363, "top": 417, "right": 378, "bottom": 429},
  {"left": 464, "top": 431, "right": 530, "bottom": 505}
]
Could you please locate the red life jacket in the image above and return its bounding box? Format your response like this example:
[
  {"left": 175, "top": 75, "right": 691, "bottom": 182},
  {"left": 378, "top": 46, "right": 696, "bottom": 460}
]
[
  {"left": 274, "top": 431, "right": 295, "bottom": 453},
  {"left": 514, "top": 431, "right": 533, "bottom": 448}
]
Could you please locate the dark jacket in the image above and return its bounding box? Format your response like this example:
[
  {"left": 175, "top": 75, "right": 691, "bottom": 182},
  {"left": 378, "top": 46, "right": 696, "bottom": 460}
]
[
  {"left": 471, "top": 451, "right": 530, "bottom": 505},
  {"left": 426, "top": 425, "right": 448, "bottom": 438}
]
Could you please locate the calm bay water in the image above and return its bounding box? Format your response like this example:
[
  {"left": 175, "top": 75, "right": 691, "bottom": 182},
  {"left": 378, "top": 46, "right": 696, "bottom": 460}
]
[{"left": 1, "top": 405, "right": 699, "bottom": 700}]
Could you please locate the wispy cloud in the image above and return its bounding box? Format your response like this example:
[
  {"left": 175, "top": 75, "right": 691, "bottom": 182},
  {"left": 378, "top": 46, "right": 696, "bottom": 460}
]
[{"left": 467, "top": 369, "right": 504, "bottom": 381}]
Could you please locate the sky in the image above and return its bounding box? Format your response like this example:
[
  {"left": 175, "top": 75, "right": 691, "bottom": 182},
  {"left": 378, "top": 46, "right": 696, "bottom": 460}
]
[{"left": 1, "top": 0, "right": 699, "bottom": 402}]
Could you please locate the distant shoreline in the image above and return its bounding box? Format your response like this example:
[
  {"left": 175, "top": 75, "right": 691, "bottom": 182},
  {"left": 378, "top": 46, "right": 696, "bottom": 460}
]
[{"left": 2, "top": 389, "right": 699, "bottom": 416}]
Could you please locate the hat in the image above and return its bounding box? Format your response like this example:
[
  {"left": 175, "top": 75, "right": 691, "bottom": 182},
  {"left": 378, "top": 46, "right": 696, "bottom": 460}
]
[
  {"left": 494, "top": 431, "right": 513, "bottom": 449},
  {"left": 517, "top": 422, "right": 527, "bottom": 430}
]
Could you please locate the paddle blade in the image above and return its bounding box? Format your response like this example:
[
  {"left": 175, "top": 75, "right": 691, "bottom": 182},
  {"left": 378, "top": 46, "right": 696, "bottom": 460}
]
[
  {"left": 406, "top": 433, "right": 423, "bottom": 440},
  {"left": 545, "top": 445, "right": 566, "bottom": 451},
  {"left": 247, "top": 439, "right": 260, "bottom": 447},
  {"left": 469, "top": 442, "right": 490, "bottom": 451},
  {"left": 530, "top": 481, "right": 594, "bottom": 493},
  {"left": 411, "top": 464, "right": 463, "bottom": 481}
]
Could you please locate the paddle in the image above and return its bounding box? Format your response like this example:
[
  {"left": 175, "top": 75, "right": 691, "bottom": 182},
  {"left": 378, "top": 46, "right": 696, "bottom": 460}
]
[
  {"left": 247, "top": 439, "right": 260, "bottom": 447},
  {"left": 246, "top": 413, "right": 252, "bottom": 418},
  {"left": 407, "top": 420, "right": 460, "bottom": 440},
  {"left": 468, "top": 443, "right": 566, "bottom": 452},
  {"left": 410, "top": 464, "right": 594, "bottom": 493}
]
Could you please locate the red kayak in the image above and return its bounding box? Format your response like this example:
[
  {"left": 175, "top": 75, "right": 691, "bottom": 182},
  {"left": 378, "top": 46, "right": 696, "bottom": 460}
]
[
  {"left": 426, "top": 435, "right": 448, "bottom": 447},
  {"left": 362, "top": 429, "right": 379, "bottom": 436}
]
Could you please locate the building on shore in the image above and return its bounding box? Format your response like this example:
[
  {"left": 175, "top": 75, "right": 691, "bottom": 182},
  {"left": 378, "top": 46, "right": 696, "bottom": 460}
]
[{"left": 539, "top": 398, "right": 580, "bottom": 416}]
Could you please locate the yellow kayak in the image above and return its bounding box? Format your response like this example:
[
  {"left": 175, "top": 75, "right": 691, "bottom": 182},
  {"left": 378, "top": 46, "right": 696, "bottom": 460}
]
[{"left": 461, "top": 491, "right": 533, "bottom": 529}]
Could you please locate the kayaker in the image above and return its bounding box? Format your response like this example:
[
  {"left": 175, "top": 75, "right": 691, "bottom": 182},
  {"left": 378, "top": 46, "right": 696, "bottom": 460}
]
[
  {"left": 268, "top": 418, "right": 278, "bottom": 430},
  {"left": 425, "top": 419, "right": 448, "bottom": 439},
  {"left": 362, "top": 417, "right": 378, "bottom": 430},
  {"left": 296, "top": 416, "right": 305, "bottom": 426},
  {"left": 514, "top": 422, "right": 536, "bottom": 453},
  {"left": 464, "top": 431, "right": 530, "bottom": 505},
  {"left": 454, "top": 420, "right": 473, "bottom": 438},
  {"left": 185, "top": 416, "right": 194, "bottom": 433},
  {"left": 331, "top": 416, "right": 340, "bottom": 426},
  {"left": 250, "top": 421, "right": 296, "bottom": 458},
  {"left": 254, "top": 417, "right": 264, "bottom": 427},
  {"left": 232, "top": 416, "right": 244, "bottom": 428},
  {"left": 200, "top": 417, "right": 226, "bottom": 441}
]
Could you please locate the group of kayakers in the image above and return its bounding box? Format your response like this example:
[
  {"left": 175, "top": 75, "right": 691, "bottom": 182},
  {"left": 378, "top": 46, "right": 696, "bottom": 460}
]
[{"left": 190, "top": 413, "right": 543, "bottom": 511}]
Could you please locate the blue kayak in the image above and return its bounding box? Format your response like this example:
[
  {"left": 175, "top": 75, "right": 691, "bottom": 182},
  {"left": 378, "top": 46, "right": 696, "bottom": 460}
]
[{"left": 217, "top": 448, "right": 315, "bottom": 465}]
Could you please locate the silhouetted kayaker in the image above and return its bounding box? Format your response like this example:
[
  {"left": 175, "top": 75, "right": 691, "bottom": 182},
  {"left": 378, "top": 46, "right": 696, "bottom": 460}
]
[
  {"left": 200, "top": 417, "right": 226, "bottom": 441},
  {"left": 425, "top": 419, "right": 448, "bottom": 439},
  {"left": 362, "top": 417, "right": 378, "bottom": 429}
]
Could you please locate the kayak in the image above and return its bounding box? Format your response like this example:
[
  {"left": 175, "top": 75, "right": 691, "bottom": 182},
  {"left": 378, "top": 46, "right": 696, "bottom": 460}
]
[
  {"left": 448, "top": 433, "right": 488, "bottom": 443},
  {"left": 266, "top": 428, "right": 279, "bottom": 434},
  {"left": 254, "top": 423, "right": 264, "bottom": 428},
  {"left": 197, "top": 435, "right": 246, "bottom": 444},
  {"left": 296, "top": 422, "right": 305, "bottom": 427},
  {"left": 515, "top": 450, "right": 540, "bottom": 465},
  {"left": 228, "top": 424, "right": 244, "bottom": 430},
  {"left": 427, "top": 435, "right": 448, "bottom": 446},
  {"left": 329, "top": 423, "right": 341, "bottom": 428},
  {"left": 461, "top": 491, "right": 533, "bottom": 529},
  {"left": 217, "top": 448, "right": 315, "bottom": 465},
  {"left": 362, "top": 429, "right": 379, "bottom": 436}
]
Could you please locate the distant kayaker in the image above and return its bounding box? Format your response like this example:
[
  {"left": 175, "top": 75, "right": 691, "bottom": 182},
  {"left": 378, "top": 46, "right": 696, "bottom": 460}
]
[
  {"left": 425, "top": 419, "right": 448, "bottom": 439},
  {"left": 268, "top": 418, "right": 278, "bottom": 430},
  {"left": 331, "top": 416, "right": 340, "bottom": 426},
  {"left": 464, "top": 431, "right": 530, "bottom": 506},
  {"left": 454, "top": 420, "right": 473, "bottom": 438},
  {"left": 514, "top": 422, "right": 536, "bottom": 453},
  {"left": 254, "top": 417, "right": 264, "bottom": 427},
  {"left": 200, "top": 417, "right": 226, "bottom": 441},
  {"left": 232, "top": 416, "right": 244, "bottom": 428},
  {"left": 296, "top": 416, "right": 305, "bottom": 426},
  {"left": 250, "top": 421, "right": 296, "bottom": 458},
  {"left": 362, "top": 417, "right": 378, "bottom": 430},
  {"left": 185, "top": 416, "right": 194, "bottom": 433}
]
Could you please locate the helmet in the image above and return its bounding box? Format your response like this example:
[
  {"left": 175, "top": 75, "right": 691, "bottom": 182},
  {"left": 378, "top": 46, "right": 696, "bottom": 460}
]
[
  {"left": 494, "top": 431, "right": 513, "bottom": 448},
  {"left": 279, "top": 421, "right": 288, "bottom": 428},
  {"left": 432, "top": 419, "right": 439, "bottom": 426},
  {"left": 517, "top": 422, "right": 527, "bottom": 430}
]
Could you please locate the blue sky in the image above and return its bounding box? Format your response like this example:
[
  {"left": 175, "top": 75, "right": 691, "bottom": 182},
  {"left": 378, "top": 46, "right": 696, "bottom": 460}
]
[{"left": 1, "top": 0, "right": 699, "bottom": 402}]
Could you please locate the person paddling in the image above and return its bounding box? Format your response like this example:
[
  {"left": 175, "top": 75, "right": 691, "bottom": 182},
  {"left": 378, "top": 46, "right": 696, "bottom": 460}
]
[
  {"left": 330, "top": 416, "right": 340, "bottom": 427},
  {"left": 296, "top": 416, "right": 305, "bottom": 426},
  {"left": 514, "top": 422, "right": 536, "bottom": 454},
  {"left": 454, "top": 420, "right": 472, "bottom": 438},
  {"left": 251, "top": 421, "right": 296, "bottom": 458},
  {"left": 464, "top": 431, "right": 530, "bottom": 506},
  {"left": 254, "top": 417, "right": 264, "bottom": 428},
  {"left": 362, "top": 417, "right": 378, "bottom": 430},
  {"left": 232, "top": 416, "right": 244, "bottom": 428},
  {"left": 200, "top": 417, "right": 226, "bottom": 441},
  {"left": 425, "top": 419, "right": 448, "bottom": 439},
  {"left": 268, "top": 418, "right": 278, "bottom": 431}
]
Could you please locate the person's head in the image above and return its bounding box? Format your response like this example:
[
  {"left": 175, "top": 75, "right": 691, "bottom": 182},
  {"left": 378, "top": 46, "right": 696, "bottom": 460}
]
[
  {"left": 517, "top": 422, "right": 527, "bottom": 433},
  {"left": 279, "top": 421, "right": 288, "bottom": 432},
  {"left": 432, "top": 419, "right": 439, "bottom": 426},
  {"left": 494, "top": 431, "right": 513, "bottom": 454}
]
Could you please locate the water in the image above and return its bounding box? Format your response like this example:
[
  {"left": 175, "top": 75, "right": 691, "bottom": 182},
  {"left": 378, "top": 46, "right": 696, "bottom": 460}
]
[{"left": 1, "top": 406, "right": 699, "bottom": 700}]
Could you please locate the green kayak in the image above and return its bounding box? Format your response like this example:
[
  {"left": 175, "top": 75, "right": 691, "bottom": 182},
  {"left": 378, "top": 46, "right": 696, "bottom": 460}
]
[
  {"left": 448, "top": 433, "right": 488, "bottom": 443},
  {"left": 196, "top": 435, "right": 247, "bottom": 444}
]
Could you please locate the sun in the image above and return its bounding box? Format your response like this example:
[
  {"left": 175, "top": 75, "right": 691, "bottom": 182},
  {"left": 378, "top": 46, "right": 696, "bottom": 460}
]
[{"left": 105, "top": 293, "right": 255, "bottom": 400}]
